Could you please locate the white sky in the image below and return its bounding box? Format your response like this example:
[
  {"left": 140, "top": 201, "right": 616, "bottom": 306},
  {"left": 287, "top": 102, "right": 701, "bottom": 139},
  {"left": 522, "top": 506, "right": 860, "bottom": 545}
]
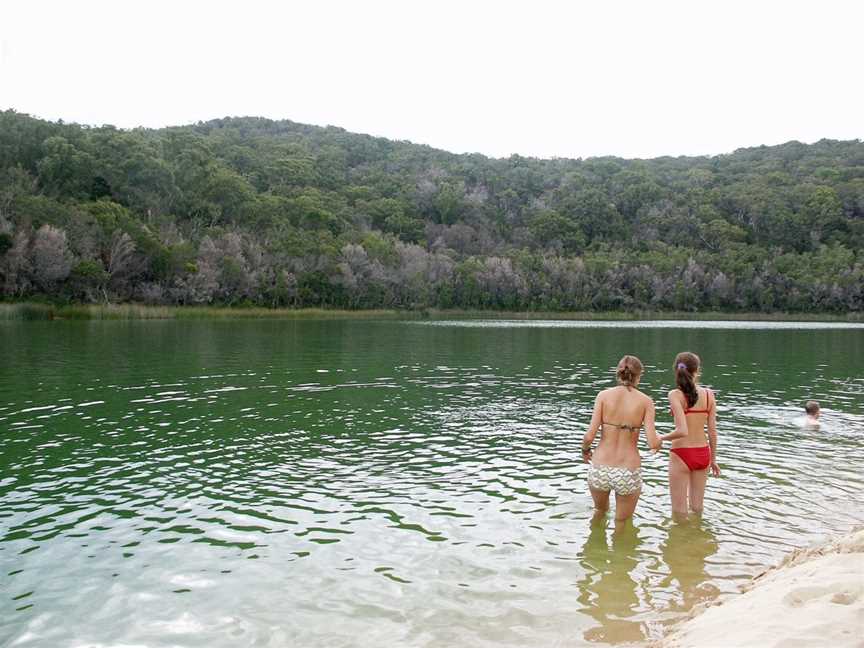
[{"left": 1, "top": 0, "right": 862, "bottom": 159}]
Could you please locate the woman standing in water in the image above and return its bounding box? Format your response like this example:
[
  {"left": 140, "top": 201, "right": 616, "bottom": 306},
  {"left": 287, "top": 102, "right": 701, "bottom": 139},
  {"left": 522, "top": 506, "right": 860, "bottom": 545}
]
[
  {"left": 581, "top": 355, "right": 661, "bottom": 521},
  {"left": 660, "top": 352, "right": 720, "bottom": 517}
]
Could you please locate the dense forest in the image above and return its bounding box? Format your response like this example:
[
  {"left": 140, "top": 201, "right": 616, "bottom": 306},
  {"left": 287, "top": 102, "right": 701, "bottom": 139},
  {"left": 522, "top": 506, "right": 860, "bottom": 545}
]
[{"left": 0, "top": 109, "right": 862, "bottom": 312}]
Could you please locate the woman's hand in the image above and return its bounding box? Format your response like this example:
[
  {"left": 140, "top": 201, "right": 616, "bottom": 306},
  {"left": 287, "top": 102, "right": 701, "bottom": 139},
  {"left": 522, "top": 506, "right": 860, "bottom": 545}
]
[
  {"left": 581, "top": 392, "right": 602, "bottom": 465},
  {"left": 710, "top": 461, "right": 721, "bottom": 477},
  {"left": 660, "top": 429, "right": 687, "bottom": 442}
]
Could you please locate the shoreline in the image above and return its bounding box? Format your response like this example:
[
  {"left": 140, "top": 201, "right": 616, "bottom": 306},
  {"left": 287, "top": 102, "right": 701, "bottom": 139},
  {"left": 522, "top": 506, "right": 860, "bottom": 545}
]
[
  {"left": 1, "top": 302, "right": 862, "bottom": 322},
  {"left": 654, "top": 528, "right": 864, "bottom": 648}
]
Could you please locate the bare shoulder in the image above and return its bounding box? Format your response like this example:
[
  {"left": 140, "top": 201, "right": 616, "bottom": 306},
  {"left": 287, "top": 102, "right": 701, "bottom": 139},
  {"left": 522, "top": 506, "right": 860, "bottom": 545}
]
[
  {"left": 638, "top": 390, "right": 654, "bottom": 406},
  {"left": 668, "top": 388, "right": 684, "bottom": 402}
]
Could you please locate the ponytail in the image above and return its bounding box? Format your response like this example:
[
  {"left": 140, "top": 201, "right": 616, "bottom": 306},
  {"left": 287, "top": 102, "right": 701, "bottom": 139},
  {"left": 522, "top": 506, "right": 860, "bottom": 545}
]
[{"left": 674, "top": 352, "right": 700, "bottom": 407}]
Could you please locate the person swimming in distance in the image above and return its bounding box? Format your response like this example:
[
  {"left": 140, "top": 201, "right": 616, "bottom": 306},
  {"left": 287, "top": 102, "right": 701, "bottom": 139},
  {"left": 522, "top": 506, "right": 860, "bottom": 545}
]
[
  {"left": 581, "top": 355, "right": 661, "bottom": 521},
  {"left": 804, "top": 400, "right": 821, "bottom": 426},
  {"left": 659, "top": 352, "right": 719, "bottom": 518}
]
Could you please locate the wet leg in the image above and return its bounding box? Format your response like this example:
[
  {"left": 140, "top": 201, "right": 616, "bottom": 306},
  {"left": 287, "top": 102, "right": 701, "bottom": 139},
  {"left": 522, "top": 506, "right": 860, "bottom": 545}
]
[
  {"left": 614, "top": 491, "right": 641, "bottom": 521},
  {"left": 669, "top": 453, "right": 690, "bottom": 518},
  {"left": 590, "top": 488, "right": 611, "bottom": 516},
  {"left": 688, "top": 469, "right": 709, "bottom": 514}
]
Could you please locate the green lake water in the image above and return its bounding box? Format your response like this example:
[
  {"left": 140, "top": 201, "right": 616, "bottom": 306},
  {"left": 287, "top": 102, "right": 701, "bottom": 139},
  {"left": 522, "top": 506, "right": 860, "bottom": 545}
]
[{"left": 1, "top": 319, "right": 863, "bottom": 647}]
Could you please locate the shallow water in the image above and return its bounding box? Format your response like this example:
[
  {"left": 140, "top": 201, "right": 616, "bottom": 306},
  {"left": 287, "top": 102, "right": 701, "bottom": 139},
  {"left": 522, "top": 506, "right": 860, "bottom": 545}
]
[{"left": 1, "top": 319, "right": 863, "bottom": 647}]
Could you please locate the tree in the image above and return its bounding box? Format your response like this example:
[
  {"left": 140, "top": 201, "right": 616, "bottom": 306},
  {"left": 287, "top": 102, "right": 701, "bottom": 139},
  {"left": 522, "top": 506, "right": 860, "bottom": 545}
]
[
  {"left": 0, "top": 110, "right": 860, "bottom": 313},
  {"left": 1, "top": 230, "right": 31, "bottom": 296},
  {"left": 800, "top": 186, "right": 845, "bottom": 245},
  {"left": 105, "top": 230, "right": 137, "bottom": 279},
  {"left": 432, "top": 182, "right": 467, "bottom": 224},
  {"left": 31, "top": 224, "right": 73, "bottom": 291},
  {"left": 555, "top": 187, "right": 625, "bottom": 242},
  {"left": 528, "top": 209, "right": 586, "bottom": 253},
  {"left": 70, "top": 259, "right": 109, "bottom": 302},
  {"left": 0, "top": 232, "right": 12, "bottom": 256}
]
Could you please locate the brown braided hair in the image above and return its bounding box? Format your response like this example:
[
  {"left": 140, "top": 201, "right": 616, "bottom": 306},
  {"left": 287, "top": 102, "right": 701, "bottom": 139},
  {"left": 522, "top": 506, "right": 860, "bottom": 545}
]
[
  {"left": 674, "top": 351, "right": 701, "bottom": 407},
  {"left": 616, "top": 355, "right": 643, "bottom": 390}
]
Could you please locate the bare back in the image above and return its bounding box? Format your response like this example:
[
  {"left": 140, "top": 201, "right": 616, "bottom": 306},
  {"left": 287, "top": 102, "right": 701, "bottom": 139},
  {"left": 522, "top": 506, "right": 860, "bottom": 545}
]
[
  {"left": 668, "top": 387, "right": 714, "bottom": 448},
  {"left": 588, "top": 386, "right": 655, "bottom": 470}
]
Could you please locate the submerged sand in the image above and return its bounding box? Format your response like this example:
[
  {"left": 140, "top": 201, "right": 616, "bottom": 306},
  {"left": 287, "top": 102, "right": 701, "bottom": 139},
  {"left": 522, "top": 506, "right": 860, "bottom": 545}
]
[{"left": 656, "top": 528, "right": 864, "bottom": 648}]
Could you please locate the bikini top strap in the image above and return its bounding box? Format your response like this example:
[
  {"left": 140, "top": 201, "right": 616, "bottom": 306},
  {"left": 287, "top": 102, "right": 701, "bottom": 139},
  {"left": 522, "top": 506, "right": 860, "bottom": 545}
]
[{"left": 681, "top": 387, "right": 712, "bottom": 414}]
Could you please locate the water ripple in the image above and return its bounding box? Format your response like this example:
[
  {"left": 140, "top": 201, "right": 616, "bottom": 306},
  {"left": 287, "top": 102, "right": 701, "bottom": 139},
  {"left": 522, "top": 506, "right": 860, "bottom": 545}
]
[{"left": 1, "top": 320, "right": 862, "bottom": 646}]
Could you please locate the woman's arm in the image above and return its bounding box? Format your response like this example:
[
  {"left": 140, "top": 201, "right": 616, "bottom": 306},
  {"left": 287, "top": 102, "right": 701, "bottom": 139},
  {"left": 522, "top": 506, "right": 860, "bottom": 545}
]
[
  {"left": 644, "top": 399, "right": 661, "bottom": 452},
  {"left": 581, "top": 393, "right": 603, "bottom": 462},
  {"left": 661, "top": 390, "right": 689, "bottom": 442},
  {"left": 708, "top": 392, "right": 720, "bottom": 476}
]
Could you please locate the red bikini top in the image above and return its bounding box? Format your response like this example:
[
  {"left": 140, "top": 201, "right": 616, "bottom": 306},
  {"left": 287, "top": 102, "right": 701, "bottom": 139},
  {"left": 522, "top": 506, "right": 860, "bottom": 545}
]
[
  {"left": 682, "top": 388, "right": 714, "bottom": 415},
  {"left": 669, "top": 388, "right": 714, "bottom": 416}
]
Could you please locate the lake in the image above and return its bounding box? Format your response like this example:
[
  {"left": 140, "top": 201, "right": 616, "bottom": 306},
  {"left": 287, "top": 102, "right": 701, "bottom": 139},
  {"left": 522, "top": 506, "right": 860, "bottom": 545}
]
[{"left": 1, "top": 319, "right": 863, "bottom": 647}]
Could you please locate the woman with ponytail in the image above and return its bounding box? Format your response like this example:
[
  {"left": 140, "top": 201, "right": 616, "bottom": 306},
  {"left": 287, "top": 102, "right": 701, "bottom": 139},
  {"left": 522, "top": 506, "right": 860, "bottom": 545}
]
[
  {"left": 660, "top": 352, "right": 720, "bottom": 517},
  {"left": 581, "top": 355, "right": 661, "bottom": 521}
]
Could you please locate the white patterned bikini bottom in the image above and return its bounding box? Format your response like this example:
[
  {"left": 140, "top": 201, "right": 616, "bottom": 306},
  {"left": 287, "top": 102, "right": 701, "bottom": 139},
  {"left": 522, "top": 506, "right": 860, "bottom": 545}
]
[{"left": 587, "top": 464, "right": 642, "bottom": 496}]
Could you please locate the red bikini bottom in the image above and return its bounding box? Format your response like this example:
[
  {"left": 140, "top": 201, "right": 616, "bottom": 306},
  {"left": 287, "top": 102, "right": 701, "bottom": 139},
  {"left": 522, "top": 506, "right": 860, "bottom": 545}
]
[{"left": 671, "top": 446, "right": 711, "bottom": 471}]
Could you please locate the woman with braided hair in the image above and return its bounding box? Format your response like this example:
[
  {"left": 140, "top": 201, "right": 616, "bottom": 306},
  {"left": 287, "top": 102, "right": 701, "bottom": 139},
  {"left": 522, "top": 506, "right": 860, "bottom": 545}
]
[
  {"left": 659, "top": 351, "right": 720, "bottom": 517},
  {"left": 581, "top": 355, "right": 661, "bottom": 521}
]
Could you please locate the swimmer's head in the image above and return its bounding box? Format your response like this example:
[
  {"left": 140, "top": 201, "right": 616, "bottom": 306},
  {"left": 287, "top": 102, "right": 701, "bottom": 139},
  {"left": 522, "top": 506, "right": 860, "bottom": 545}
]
[
  {"left": 616, "top": 355, "right": 643, "bottom": 388},
  {"left": 805, "top": 400, "right": 820, "bottom": 418}
]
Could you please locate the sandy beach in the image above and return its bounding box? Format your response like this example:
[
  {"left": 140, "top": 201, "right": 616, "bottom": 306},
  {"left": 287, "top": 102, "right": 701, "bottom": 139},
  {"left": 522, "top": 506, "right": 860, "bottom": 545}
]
[{"left": 656, "top": 528, "right": 864, "bottom": 648}]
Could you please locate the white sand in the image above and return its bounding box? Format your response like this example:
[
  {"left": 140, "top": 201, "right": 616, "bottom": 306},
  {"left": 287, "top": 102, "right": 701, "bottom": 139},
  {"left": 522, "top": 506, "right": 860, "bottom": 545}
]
[{"left": 656, "top": 529, "right": 864, "bottom": 648}]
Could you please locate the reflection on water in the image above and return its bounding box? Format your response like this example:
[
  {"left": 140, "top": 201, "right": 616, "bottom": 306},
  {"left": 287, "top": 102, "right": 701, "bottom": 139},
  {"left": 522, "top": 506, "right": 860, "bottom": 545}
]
[
  {"left": 0, "top": 319, "right": 862, "bottom": 647},
  {"left": 578, "top": 514, "right": 721, "bottom": 644},
  {"left": 578, "top": 515, "right": 645, "bottom": 644},
  {"left": 661, "top": 518, "right": 720, "bottom": 614}
]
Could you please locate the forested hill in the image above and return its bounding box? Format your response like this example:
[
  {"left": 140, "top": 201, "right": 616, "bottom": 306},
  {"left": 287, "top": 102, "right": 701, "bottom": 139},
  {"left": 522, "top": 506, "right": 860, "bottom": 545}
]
[{"left": 1, "top": 110, "right": 862, "bottom": 312}]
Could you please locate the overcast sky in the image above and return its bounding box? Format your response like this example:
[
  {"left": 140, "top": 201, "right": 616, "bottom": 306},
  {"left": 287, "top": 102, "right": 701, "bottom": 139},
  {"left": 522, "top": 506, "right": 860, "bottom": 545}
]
[{"left": 1, "top": 0, "right": 862, "bottom": 159}]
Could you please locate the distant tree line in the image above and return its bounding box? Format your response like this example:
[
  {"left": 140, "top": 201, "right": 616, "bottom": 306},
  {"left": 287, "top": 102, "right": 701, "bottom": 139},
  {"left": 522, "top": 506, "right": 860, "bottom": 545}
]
[{"left": 0, "top": 110, "right": 862, "bottom": 312}]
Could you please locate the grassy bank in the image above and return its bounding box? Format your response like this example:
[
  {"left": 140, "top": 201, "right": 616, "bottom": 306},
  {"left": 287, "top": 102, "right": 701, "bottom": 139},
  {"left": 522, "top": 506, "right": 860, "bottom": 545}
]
[
  {"left": 1, "top": 302, "right": 862, "bottom": 322},
  {"left": 0, "top": 303, "right": 411, "bottom": 320}
]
